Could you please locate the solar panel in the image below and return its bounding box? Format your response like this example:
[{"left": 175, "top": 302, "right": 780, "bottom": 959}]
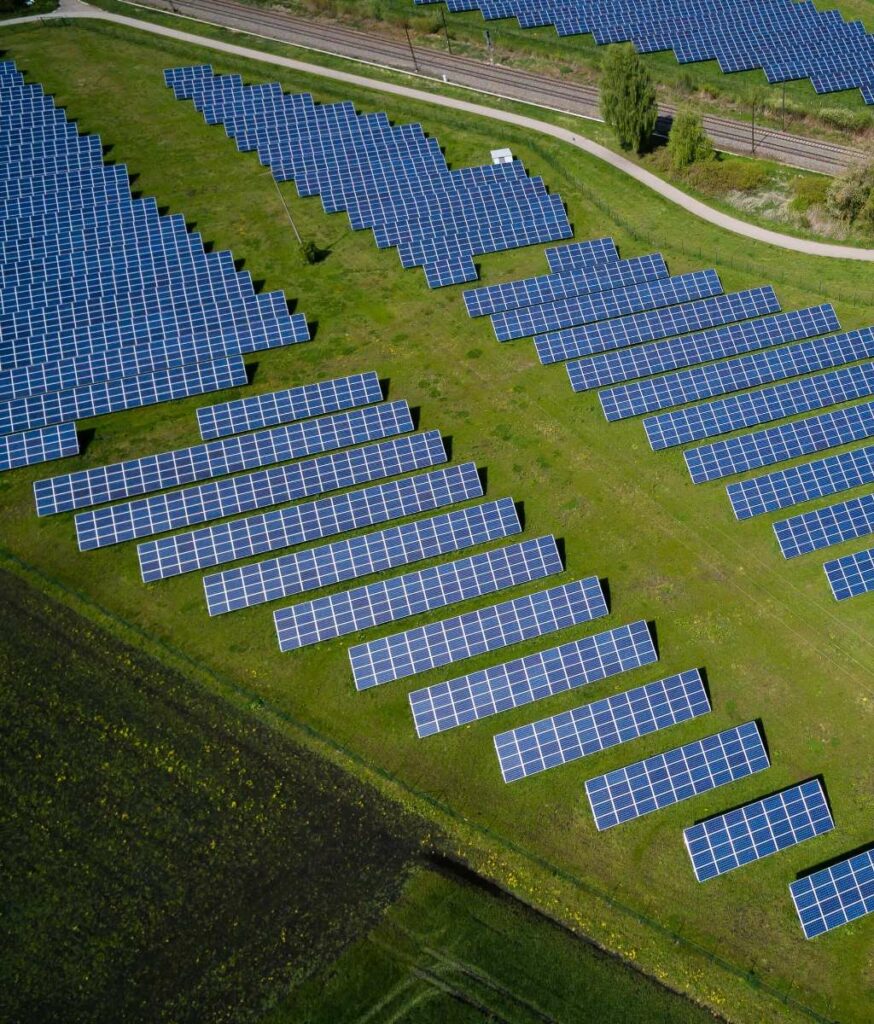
[
  {"left": 462, "top": 253, "right": 668, "bottom": 318},
  {"left": 684, "top": 779, "right": 834, "bottom": 882},
  {"left": 196, "top": 370, "right": 383, "bottom": 439},
  {"left": 599, "top": 327, "right": 873, "bottom": 422},
  {"left": 73, "top": 430, "right": 447, "bottom": 550},
  {"left": 824, "top": 547, "right": 874, "bottom": 600},
  {"left": 774, "top": 492, "right": 874, "bottom": 559},
  {"left": 727, "top": 443, "right": 874, "bottom": 520},
  {"left": 409, "top": 619, "right": 657, "bottom": 739},
  {"left": 0, "top": 357, "right": 249, "bottom": 437},
  {"left": 544, "top": 237, "right": 619, "bottom": 272},
  {"left": 34, "top": 400, "right": 412, "bottom": 519},
  {"left": 790, "top": 848, "right": 874, "bottom": 938},
  {"left": 684, "top": 399, "right": 874, "bottom": 484},
  {"left": 0, "top": 421, "right": 78, "bottom": 472},
  {"left": 492, "top": 270, "right": 722, "bottom": 342},
  {"left": 585, "top": 721, "right": 770, "bottom": 831},
  {"left": 274, "top": 534, "right": 564, "bottom": 652},
  {"left": 645, "top": 362, "right": 874, "bottom": 450},
  {"left": 138, "top": 462, "right": 481, "bottom": 582},
  {"left": 494, "top": 668, "right": 710, "bottom": 783},
  {"left": 569, "top": 306, "right": 840, "bottom": 392},
  {"left": 539, "top": 288, "right": 781, "bottom": 365},
  {"left": 349, "top": 576, "right": 607, "bottom": 690},
  {"left": 203, "top": 496, "right": 521, "bottom": 615}
]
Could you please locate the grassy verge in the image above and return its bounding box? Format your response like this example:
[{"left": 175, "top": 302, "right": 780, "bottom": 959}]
[{"left": 1, "top": 18, "right": 872, "bottom": 1024}]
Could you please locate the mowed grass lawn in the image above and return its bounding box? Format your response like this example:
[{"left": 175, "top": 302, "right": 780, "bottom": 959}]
[{"left": 1, "top": 19, "right": 872, "bottom": 1024}]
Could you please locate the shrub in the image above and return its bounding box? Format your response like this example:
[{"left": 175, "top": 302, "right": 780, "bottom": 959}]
[
  {"left": 818, "top": 107, "right": 873, "bottom": 134},
  {"left": 789, "top": 175, "right": 829, "bottom": 213},
  {"left": 825, "top": 162, "right": 874, "bottom": 222},
  {"left": 667, "top": 108, "right": 713, "bottom": 169},
  {"left": 599, "top": 44, "right": 658, "bottom": 154},
  {"left": 685, "top": 158, "right": 767, "bottom": 196}
]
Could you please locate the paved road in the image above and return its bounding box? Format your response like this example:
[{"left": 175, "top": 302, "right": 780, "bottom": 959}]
[
  {"left": 6, "top": 0, "right": 874, "bottom": 261},
  {"left": 133, "top": 0, "right": 866, "bottom": 176}
]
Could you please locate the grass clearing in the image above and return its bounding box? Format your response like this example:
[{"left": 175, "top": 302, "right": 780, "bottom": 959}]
[{"left": 1, "top": 18, "right": 872, "bottom": 1024}]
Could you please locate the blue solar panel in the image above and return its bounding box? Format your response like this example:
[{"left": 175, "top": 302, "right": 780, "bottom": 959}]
[
  {"left": 684, "top": 399, "right": 874, "bottom": 484},
  {"left": 727, "top": 443, "right": 874, "bottom": 520},
  {"left": 491, "top": 270, "right": 722, "bottom": 342},
  {"left": 790, "top": 848, "right": 874, "bottom": 938},
  {"left": 684, "top": 780, "right": 834, "bottom": 882},
  {"left": 774, "top": 492, "right": 874, "bottom": 559},
  {"left": 274, "top": 534, "right": 564, "bottom": 652},
  {"left": 599, "top": 327, "right": 873, "bottom": 422},
  {"left": 824, "top": 547, "right": 874, "bottom": 600},
  {"left": 585, "top": 721, "right": 770, "bottom": 831},
  {"left": 540, "top": 288, "right": 781, "bottom": 365},
  {"left": 544, "top": 237, "right": 619, "bottom": 272},
  {"left": 494, "top": 668, "right": 710, "bottom": 783},
  {"left": 196, "top": 371, "right": 383, "bottom": 439},
  {"left": 138, "top": 462, "right": 481, "bottom": 582},
  {"left": 349, "top": 576, "right": 607, "bottom": 689},
  {"left": 0, "top": 421, "right": 78, "bottom": 473},
  {"left": 35, "top": 400, "right": 413, "bottom": 519},
  {"left": 409, "top": 619, "right": 657, "bottom": 738},
  {"left": 462, "top": 253, "right": 668, "bottom": 318},
  {"left": 72, "top": 430, "right": 447, "bottom": 550},
  {"left": 569, "top": 306, "right": 839, "bottom": 392},
  {"left": 203, "top": 496, "right": 521, "bottom": 615},
  {"left": 645, "top": 362, "right": 874, "bottom": 450}
]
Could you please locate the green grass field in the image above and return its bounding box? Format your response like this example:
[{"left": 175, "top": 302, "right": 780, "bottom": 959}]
[{"left": 1, "top": 17, "right": 872, "bottom": 1024}]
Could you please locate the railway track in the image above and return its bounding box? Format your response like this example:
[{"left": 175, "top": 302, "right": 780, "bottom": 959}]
[{"left": 136, "top": 0, "right": 864, "bottom": 175}]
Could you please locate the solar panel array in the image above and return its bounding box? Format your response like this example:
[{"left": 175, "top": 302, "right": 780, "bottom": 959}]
[
  {"left": 790, "top": 848, "right": 874, "bottom": 938},
  {"left": 494, "top": 668, "right": 710, "bottom": 783},
  {"left": 584, "top": 721, "right": 770, "bottom": 831},
  {"left": 196, "top": 370, "right": 384, "bottom": 439},
  {"left": 727, "top": 443, "right": 874, "bottom": 520},
  {"left": 165, "top": 66, "right": 572, "bottom": 289},
  {"left": 203, "top": 496, "right": 521, "bottom": 616},
  {"left": 73, "top": 429, "right": 449, "bottom": 550},
  {"left": 138, "top": 461, "right": 481, "bottom": 582},
  {"left": 544, "top": 237, "right": 619, "bottom": 272},
  {"left": 275, "top": 534, "right": 565, "bottom": 651},
  {"left": 349, "top": 576, "right": 607, "bottom": 689},
  {"left": 774, "top": 492, "right": 874, "bottom": 559},
  {"left": 824, "top": 547, "right": 874, "bottom": 601},
  {"left": 416, "top": 1, "right": 874, "bottom": 106},
  {"left": 0, "top": 61, "right": 310, "bottom": 472},
  {"left": 684, "top": 779, "right": 834, "bottom": 882},
  {"left": 409, "top": 619, "right": 657, "bottom": 738}
]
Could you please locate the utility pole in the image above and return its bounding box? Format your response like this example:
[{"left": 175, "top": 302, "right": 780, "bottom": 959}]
[
  {"left": 272, "top": 178, "right": 302, "bottom": 246},
  {"left": 781, "top": 81, "right": 786, "bottom": 131},
  {"left": 404, "top": 26, "right": 419, "bottom": 72},
  {"left": 484, "top": 28, "right": 493, "bottom": 63},
  {"left": 441, "top": 9, "right": 452, "bottom": 55}
]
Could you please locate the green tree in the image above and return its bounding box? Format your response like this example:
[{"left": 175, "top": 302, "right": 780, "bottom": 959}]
[
  {"left": 599, "top": 44, "right": 658, "bottom": 154},
  {"left": 825, "top": 161, "right": 874, "bottom": 223},
  {"left": 667, "top": 108, "right": 713, "bottom": 169}
]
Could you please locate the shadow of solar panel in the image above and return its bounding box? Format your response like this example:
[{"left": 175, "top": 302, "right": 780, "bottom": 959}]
[
  {"left": 824, "top": 547, "right": 874, "bottom": 600},
  {"left": 774, "top": 492, "right": 874, "bottom": 558},
  {"left": 789, "top": 848, "right": 874, "bottom": 938},
  {"left": 570, "top": 306, "right": 840, "bottom": 392},
  {"left": 196, "top": 371, "right": 383, "bottom": 439},
  {"left": 585, "top": 721, "right": 770, "bottom": 831},
  {"left": 727, "top": 442, "right": 874, "bottom": 520},
  {"left": 36, "top": 400, "right": 412, "bottom": 519},
  {"left": 203, "top": 496, "right": 520, "bottom": 615},
  {"left": 0, "top": 421, "right": 78, "bottom": 472},
  {"left": 600, "top": 327, "right": 873, "bottom": 422},
  {"left": 72, "top": 431, "right": 447, "bottom": 550},
  {"left": 138, "top": 462, "right": 480, "bottom": 583},
  {"left": 684, "top": 399, "right": 874, "bottom": 484},
  {"left": 274, "top": 535, "right": 564, "bottom": 652},
  {"left": 684, "top": 779, "right": 834, "bottom": 882},
  {"left": 350, "top": 576, "right": 607, "bottom": 690},
  {"left": 494, "top": 668, "right": 710, "bottom": 783},
  {"left": 541, "top": 288, "right": 780, "bottom": 365},
  {"left": 410, "top": 619, "right": 657, "bottom": 738}
]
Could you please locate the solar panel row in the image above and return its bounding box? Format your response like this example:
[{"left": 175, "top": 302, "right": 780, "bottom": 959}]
[
  {"left": 349, "top": 576, "right": 607, "bottom": 690},
  {"left": 774, "top": 492, "right": 874, "bottom": 559},
  {"left": 494, "top": 668, "right": 710, "bottom": 783},
  {"left": 824, "top": 547, "right": 874, "bottom": 601},
  {"left": 790, "top": 848, "right": 874, "bottom": 938},
  {"left": 0, "top": 421, "right": 78, "bottom": 473}
]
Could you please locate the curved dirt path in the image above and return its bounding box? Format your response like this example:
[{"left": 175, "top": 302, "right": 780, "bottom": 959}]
[{"left": 6, "top": 0, "right": 874, "bottom": 262}]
